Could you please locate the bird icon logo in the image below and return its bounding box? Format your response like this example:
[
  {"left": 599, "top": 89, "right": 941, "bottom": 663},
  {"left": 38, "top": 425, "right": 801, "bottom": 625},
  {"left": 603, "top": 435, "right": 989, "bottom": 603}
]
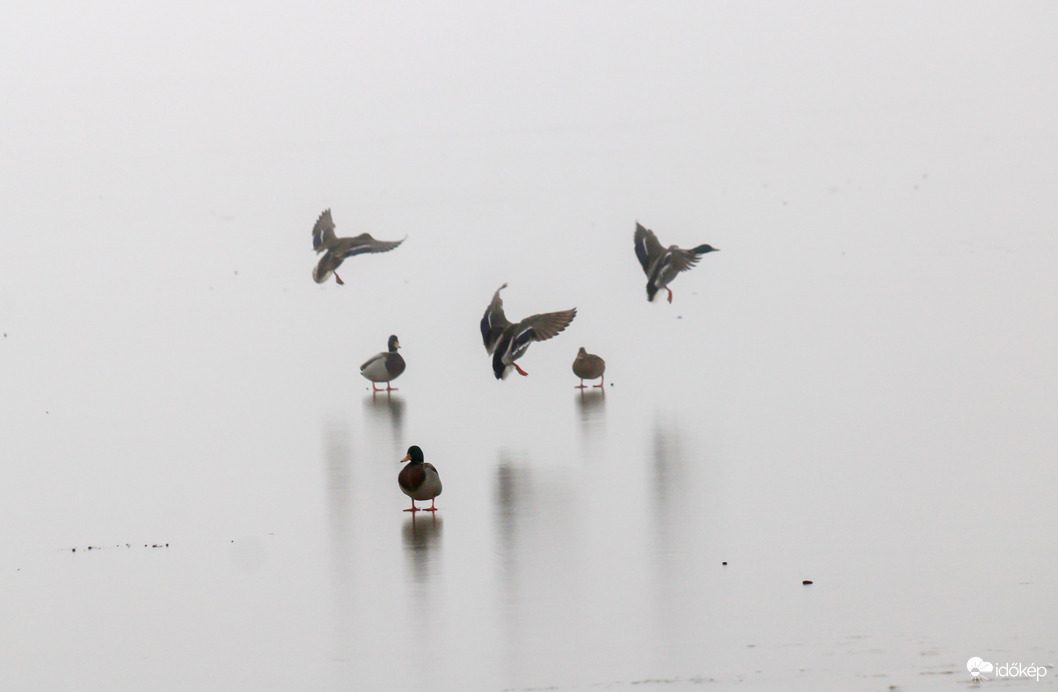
[{"left": 967, "top": 657, "right": 994, "bottom": 680}]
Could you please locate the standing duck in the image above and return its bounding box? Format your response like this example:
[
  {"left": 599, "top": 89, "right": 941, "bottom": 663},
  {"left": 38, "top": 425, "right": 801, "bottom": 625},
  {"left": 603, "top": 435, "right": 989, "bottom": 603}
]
[
  {"left": 398, "top": 445, "right": 442, "bottom": 512},
  {"left": 572, "top": 347, "right": 606, "bottom": 388},
  {"left": 634, "top": 222, "right": 718, "bottom": 303},
  {"left": 311, "top": 208, "right": 406, "bottom": 285},
  {"left": 360, "top": 335, "right": 406, "bottom": 392},
  {"left": 480, "top": 283, "right": 577, "bottom": 380}
]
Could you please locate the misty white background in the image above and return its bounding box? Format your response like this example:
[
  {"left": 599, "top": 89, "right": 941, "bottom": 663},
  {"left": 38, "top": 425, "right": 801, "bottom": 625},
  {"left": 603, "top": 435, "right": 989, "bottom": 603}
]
[{"left": 2, "top": 2, "right": 1056, "bottom": 690}]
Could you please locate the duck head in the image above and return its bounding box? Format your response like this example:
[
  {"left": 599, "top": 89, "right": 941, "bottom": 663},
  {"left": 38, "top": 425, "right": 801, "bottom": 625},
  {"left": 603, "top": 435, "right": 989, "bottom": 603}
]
[
  {"left": 646, "top": 281, "right": 660, "bottom": 302},
  {"left": 400, "top": 445, "right": 424, "bottom": 464},
  {"left": 388, "top": 335, "right": 401, "bottom": 352}
]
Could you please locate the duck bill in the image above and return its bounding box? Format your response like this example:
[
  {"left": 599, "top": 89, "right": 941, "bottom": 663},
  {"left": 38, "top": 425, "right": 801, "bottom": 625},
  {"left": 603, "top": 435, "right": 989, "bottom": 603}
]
[{"left": 400, "top": 453, "right": 411, "bottom": 463}]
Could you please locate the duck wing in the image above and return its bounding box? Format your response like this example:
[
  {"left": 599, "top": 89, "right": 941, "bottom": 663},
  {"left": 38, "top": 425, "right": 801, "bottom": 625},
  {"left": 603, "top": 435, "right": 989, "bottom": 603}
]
[
  {"left": 359, "top": 351, "right": 386, "bottom": 372},
  {"left": 510, "top": 307, "right": 577, "bottom": 346},
  {"left": 312, "top": 209, "right": 337, "bottom": 252},
  {"left": 480, "top": 283, "right": 511, "bottom": 353},
  {"left": 667, "top": 245, "right": 710, "bottom": 274},
  {"left": 634, "top": 223, "right": 664, "bottom": 273},
  {"left": 335, "top": 233, "right": 406, "bottom": 259}
]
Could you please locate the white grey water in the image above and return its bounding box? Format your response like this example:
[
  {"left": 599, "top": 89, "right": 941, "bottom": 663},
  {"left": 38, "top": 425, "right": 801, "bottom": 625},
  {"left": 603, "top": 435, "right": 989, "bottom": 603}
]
[{"left": 2, "top": 3, "right": 1056, "bottom": 690}]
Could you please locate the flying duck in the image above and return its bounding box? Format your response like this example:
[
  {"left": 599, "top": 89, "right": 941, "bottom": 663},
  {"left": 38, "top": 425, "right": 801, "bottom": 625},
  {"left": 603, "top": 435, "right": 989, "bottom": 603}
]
[
  {"left": 311, "top": 208, "right": 406, "bottom": 285},
  {"left": 480, "top": 283, "right": 577, "bottom": 380},
  {"left": 572, "top": 347, "right": 606, "bottom": 388},
  {"left": 398, "top": 445, "right": 442, "bottom": 512},
  {"left": 360, "top": 334, "right": 406, "bottom": 392},
  {"left": 634, "top": 222, "right": 718, "bottom": 303}
]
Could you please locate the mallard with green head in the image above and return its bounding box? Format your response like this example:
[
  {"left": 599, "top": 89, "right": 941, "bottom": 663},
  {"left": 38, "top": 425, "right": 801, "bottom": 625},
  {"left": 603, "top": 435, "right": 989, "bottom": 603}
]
[
  {"left": 634, "top": 222, "right": 718, "bottom": 303},
  {"left": 398, "top": 445, "right": 442, "bottom": 512},
  {"left": 360, "top": 335, "right": 406, "bottom": 392}
]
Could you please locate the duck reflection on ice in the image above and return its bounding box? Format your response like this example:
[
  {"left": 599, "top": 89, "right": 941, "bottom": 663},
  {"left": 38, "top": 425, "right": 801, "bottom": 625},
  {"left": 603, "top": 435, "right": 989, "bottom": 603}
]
[
  {"left": 362, "top": 392, "right": 405, "bottom": 444},
  {"left": 323, "top": 422, "right": 353, "bottom": 554},
  {"left": 650, "top": 417, "right": 689, "bottom": 542},
  {"left": 575, "top": 388, "right": 606, "bottom": 429},
  {"left": 493, "top": 454, "right": 535, "bottom": 586},
  {"left": 494, "top": 456, "right": 533, "bottom": 529},
  {"left": 323, "top": 421, "right": 355, "bottom": 648},
  {"left": 402, "top": 512, "right": 443, "bottom": 585}
]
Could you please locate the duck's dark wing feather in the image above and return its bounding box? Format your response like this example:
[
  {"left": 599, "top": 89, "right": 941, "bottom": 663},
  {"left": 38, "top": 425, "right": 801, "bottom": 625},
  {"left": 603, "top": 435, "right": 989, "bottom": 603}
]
[
  {"left": 312, "top": 209, "right": 337, "bottom": 252},
  {"left": 512, "top": 308, "right": 577, "bottom": 344},
  {"left": 337, "top": 233, "right": 405, "bottom": 259},
  {"left": 668, "top": 246, "right": 708, "bottom": 274},
  {"left": 481, "top": 283, "right": 511, "bottom": 353},
  {"left": 634, "top": 223, "right": 664, "bottom": 273}
]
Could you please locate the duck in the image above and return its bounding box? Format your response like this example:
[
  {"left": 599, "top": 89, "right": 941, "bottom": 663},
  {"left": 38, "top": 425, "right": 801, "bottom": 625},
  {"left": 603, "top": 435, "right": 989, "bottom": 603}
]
[
  {"left": 572, "top": 347, "right": 606, "bottom": 388},
  {"left": 360, "top": 334, "right": 405, "bottom": 392},
  {"left": 311, "top": 209, "right": 406, "bottom": 285},
  {"left": 480, "top": 283, "right": 577, "bottom": 380},
  {"left": 398, "top": 445, "right": 442, "bottom": 512},
  {"left": 634, "top": 222, "right": 718, "bottom": 303}
]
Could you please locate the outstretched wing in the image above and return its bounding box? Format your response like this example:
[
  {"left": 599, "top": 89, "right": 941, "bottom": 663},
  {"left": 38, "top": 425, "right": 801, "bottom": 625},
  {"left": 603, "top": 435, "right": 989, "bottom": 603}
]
[
  {"left": 634, "top": 222, "right": 664, "bottom": 273},
  {"left": 667, "top": 246, "right": 711, "bottom": 274},
  {"left": 338, "top": 233, "right": 406, "bottom": 259},
  {"left": 513, "top": 307, "right": 577, "bottom": 345},
  {"left": 312, "top": 209, "right": 337, "bottom": 252},
  {"left": 481, "top": 283, "right": 511, "bottom": 353}
]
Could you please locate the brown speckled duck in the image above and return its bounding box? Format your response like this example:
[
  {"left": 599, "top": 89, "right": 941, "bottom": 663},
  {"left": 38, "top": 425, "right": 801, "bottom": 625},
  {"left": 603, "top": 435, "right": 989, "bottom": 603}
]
[
  {"left": 398, "top": 445, "right": 442, "bottom": 512},
  {"left": 572, "top": 347, "right": 606, "bottom": 388},
  {"left": 634, "top": 222, "right": 718, "bottom": 303},
  {"left": 311, "top": 209, "right": 406, "bottom": 285}
]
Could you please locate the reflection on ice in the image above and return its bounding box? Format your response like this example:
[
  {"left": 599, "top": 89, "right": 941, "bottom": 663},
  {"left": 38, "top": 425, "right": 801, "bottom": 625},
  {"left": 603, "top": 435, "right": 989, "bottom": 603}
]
[
  {"left": 493, "top": 455, "right": 531, "bottom": 556},
  {"left": 574, "top": 388, "right": 606, "bottom": 430},
  {"left": 649, "top": 417, "right": 693, "bottom": 558},
  {"left": 651, "top": 417, "right": 685, "bottom": 500},
  {"left": 362, "top": 392, "right": 405, "bottom": 445},
  {"left": 323, "top": 421, "right": 353, "bottom": 550},
  {"left": 323, "top": 421, "right": 355, "bottom": 657},
  {"left": 402, "top": 513, "right": 443, "bottom": 585}
]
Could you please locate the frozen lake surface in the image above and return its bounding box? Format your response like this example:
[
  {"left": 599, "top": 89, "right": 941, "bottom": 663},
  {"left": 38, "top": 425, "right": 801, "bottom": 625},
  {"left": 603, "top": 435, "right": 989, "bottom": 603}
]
[{"left": 2, "top": 3, "right": 1056, "bottom": 690}]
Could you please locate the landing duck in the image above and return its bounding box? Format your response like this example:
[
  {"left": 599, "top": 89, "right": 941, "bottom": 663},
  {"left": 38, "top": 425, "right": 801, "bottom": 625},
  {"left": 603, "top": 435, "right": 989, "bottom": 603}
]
[
  {"left": 398, "top": 445, "right": 442, "bottom": 512},
  {"left": 572, "top": 347, "right": 606, "bottom": 388},
  {"left": 311, "top": 209, "right": 405, "bottom": 285},
  {"left": 480, "top": 283, "right": 576, "bottom": 380},
  {"left": 360, "top": 335, "right": 405, "bottom": 392},
  {"left": 634, "top": 222, "right": 718, "bottom": 303}
]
